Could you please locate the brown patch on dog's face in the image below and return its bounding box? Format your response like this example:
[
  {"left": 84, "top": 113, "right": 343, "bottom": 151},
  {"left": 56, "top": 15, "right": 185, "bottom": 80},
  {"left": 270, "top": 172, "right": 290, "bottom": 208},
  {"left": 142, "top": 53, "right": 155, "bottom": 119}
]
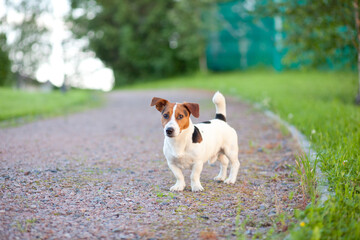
[
  {"left": 150, "top": 97, "right": 168, "bottom": 112},
  {"left": 151, "top": 97, "right": 200, "bottom": 137},
  {"left": 173, "top": 104, "right": 191, "bottom": 132},
  {"left": 160, "top": 103, "right": 191, "bottom": 134},
  {"left": 160, "top": 102, "right": 175, "bottom": 128}
]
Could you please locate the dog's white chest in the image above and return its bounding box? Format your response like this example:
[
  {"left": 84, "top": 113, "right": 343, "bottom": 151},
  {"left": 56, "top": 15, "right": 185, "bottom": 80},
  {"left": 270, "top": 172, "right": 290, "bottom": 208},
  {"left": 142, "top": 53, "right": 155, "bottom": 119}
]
[
  {"left": 163, "top": 141, "right": 196, "bottom": 169},
  {"left": 170, "top": 155, "right": 194, "bottom": 169}
]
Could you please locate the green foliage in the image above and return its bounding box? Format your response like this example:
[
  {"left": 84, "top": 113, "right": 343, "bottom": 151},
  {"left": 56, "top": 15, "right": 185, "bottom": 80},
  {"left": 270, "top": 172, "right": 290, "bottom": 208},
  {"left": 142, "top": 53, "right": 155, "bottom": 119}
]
[
  {"left": 168, "top": 0, "right": 219, "bottom": 70},
  {"left": 127, "top": 70, "right": 360, "bottom": 239},
  {"left": 291, "top": 187, "right": 360, "bottom": 240},
  {"left": 0, "top": 33, "right": 12, "bottom": 86},
  {"left": 2, "top": 0, "right": 52, "bottom": 78},
  {"left": 68, "top": 0, "right": 194, "bottom": 86},
  {"left": 255, "top": 0, "right": 356, "bottom": 69},
  {"left": 0, "top": 88, "right": 101, "bottom": 124},
  {"left": 68, "top": 0, "right": 221, "bottom": 86},
  {"left": 293, "top": 155, "right": 317, "bottom": 200}
]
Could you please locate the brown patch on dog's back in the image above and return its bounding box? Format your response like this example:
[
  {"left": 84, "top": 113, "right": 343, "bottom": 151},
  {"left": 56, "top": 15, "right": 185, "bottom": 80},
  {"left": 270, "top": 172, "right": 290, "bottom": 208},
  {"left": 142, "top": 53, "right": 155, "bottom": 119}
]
[{"left": 192, "top": 126, "right": 203, "bottom": 143}]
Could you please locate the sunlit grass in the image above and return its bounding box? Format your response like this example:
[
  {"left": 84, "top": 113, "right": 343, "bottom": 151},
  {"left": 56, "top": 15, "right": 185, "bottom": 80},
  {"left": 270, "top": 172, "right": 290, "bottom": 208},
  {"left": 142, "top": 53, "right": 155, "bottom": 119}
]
[
  {"left": 0, "top": 88, "right": 102, "bottom": 125},
  {"left": 126, "top": 69, "right": 360, "bottom": 239}
]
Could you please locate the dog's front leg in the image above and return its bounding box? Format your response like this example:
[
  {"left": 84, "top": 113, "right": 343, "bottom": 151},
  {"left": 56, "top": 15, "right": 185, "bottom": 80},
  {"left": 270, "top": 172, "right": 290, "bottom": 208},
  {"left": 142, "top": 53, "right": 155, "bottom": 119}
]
[
  {"left": 190, "top": 162, "right": 204, "bottom": 192},
  {"left": 167, "top": 162, "right": 186, "bottom": 192}
]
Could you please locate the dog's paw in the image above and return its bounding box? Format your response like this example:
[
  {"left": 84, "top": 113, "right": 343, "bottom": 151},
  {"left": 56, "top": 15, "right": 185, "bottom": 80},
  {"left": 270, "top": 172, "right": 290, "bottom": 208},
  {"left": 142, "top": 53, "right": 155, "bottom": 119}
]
[
  {"left": 191, "top": 184, "right": 204, "bottom": 192},
  {"left": 224, "top": 178, "right": 236, "bottom": 184},
  {"left": 170, "top": 183, "right": 185, "bottom": 192},
  {"left": 214, "top": 175, "right": 225, "bottom": 182}
]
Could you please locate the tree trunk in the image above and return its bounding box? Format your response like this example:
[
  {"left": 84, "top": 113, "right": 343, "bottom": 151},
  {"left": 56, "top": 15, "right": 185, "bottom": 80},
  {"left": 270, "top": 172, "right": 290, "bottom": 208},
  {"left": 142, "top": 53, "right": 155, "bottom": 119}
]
[
  {"left": 353, "top": 0, "right": 360, "bottom": 104},
  {"left": 356, "top": 56, "right": 360, "bottom": 104},
  {"left": 199, "top": 51, "right": 208, "bottom": 73}
]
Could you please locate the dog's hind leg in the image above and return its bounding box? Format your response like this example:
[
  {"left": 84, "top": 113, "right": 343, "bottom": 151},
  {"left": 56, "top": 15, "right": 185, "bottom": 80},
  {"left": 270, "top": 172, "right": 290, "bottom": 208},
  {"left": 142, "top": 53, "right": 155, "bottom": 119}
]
[
  {"left": 214, "top": 153, "right": 229, "bottom": 181},
  {"left": 224, "top": 147, "right": 240, "bottom": 184}
]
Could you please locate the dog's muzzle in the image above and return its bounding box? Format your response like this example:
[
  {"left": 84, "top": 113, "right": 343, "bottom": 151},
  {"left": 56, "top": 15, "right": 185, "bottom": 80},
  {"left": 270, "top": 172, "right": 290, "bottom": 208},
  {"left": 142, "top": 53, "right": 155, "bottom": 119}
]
[{"left": 166, "top": 127, "right": 175, "bottom": 137}]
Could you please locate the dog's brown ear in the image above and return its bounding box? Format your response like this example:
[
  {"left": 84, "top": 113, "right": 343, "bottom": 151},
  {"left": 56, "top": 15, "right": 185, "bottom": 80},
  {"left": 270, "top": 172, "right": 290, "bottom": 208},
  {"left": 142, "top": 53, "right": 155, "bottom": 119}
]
[
  {"left": 183, "top": 102, "right": 200, "bottom": 118},
  {"left": 151, "top": 97, "right": 168, "bottom": 112}
]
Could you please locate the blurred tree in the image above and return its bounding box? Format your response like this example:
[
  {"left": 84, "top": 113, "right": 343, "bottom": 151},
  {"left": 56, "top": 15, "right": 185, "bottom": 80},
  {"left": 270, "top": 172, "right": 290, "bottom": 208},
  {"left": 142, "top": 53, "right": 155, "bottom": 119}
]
[
  {"left": 0, "top": 33, "right": 12, "bottom": 86},
  {"left": 2, "top": 0, "right": 52, "bottom": 82},
  {"left": 353, "top": 0, "right": 360, "bottom": 104},
  {"left": 256, "top": 0, "right": 360, "bottom": 104},
  {"left": 68, "top": 0, "right": 197, "bottom": 86},
  {"left": 168, "top": 0, "right": 220, "bottom": 73}
]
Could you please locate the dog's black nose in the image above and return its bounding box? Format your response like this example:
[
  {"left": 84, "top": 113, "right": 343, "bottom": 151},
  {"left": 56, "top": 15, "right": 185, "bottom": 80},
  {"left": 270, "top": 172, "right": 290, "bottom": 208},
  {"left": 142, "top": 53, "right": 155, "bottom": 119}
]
[{"left": 166, "top": 127, "right": 174, "bottom": 136}]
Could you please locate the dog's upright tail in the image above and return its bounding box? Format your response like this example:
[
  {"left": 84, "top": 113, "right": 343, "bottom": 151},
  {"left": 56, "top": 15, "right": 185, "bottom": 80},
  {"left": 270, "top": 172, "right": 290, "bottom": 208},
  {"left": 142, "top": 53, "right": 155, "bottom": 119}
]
[{"left": 212, "top": 91, "right": 227, "bottom": 122}]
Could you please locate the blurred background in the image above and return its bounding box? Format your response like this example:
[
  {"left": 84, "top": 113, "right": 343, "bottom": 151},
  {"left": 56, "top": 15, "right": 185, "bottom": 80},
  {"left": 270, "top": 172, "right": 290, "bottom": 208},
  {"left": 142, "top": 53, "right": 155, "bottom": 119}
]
[
  {"left": 0, "top": 0, "right": 357, "bottom": 96},
  {"left": 1, "top": 2, "right": 360, "bottom": 238}
]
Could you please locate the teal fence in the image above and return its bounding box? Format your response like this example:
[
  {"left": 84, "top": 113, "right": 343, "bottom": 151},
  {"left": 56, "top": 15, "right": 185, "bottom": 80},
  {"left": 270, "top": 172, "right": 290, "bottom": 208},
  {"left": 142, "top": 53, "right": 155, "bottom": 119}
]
[{"left": 205, "top": 0, "right": 283, "bottom": 71}]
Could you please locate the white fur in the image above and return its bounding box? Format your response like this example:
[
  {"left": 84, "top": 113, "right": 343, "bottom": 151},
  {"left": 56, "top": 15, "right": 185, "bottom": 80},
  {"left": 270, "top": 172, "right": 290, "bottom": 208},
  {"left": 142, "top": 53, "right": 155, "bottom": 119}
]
[
  {"left": 212, "top": 91, "right": 226, "bottom": 117},
  {"left": 164, "top": 104, "right": 181, "bottom": 137},
  {"left": 162, "top": 92, "right": 240, "bottom": 192}
]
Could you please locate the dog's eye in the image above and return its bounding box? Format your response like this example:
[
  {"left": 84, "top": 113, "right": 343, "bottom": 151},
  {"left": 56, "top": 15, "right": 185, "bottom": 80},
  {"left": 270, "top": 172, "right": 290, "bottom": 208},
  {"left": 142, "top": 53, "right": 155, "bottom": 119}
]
[
  {"left": 163, "top": 114, "right": 169, "bottom": 119},
  {"left": 177, "top": 114, "right": 184, "bottom": 120}
]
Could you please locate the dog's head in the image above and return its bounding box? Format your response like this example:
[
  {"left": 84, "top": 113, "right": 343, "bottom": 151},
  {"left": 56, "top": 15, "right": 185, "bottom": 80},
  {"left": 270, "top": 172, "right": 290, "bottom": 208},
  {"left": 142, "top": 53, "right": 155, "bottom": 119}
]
[{"left": 151, "top": 97, "right": 199, "bottom": 138}]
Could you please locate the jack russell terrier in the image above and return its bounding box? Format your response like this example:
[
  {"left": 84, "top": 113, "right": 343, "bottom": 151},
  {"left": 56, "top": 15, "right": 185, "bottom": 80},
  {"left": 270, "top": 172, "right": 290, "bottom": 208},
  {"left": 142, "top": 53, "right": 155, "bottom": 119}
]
[{"left": 150, "top": 91, "right": 240, "bottom": 192}]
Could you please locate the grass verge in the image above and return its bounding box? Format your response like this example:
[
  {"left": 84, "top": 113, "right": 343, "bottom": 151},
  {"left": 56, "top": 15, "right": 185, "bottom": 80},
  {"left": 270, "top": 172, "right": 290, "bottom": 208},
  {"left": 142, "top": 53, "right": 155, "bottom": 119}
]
[
  {"left": 0, "top": 88, "right": 103, "bottom": 127},
  {"left": 125, "top": 70, "right": 360, "bottom": 239}
]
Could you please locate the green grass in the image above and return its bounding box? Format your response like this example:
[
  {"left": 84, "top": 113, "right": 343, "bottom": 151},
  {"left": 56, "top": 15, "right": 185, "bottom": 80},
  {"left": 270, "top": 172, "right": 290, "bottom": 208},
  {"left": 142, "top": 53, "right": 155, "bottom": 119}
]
[
  {"left": 0, "top": 88, "right": 102, "bottom": 126},
  {"left": 125, "top": 70, "right": 360, "bottom": 239}
]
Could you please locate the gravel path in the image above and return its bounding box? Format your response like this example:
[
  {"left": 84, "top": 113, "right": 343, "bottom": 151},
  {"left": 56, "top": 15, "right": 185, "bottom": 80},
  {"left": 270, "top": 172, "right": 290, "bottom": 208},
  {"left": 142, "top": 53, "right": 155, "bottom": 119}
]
[{"left": 0, "top": 89, "right": 305, "bottom": 239}]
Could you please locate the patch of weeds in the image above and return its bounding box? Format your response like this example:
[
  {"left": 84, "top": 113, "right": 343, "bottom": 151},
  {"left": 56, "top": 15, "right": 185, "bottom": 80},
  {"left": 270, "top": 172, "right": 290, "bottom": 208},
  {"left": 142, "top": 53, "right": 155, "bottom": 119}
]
[
  {"left": 240, "top": 193, "right": 295, "bottom": 239},
  {"left": 289, "top": 184, "right": 360, "bottom": 240},
  {"left": 288, "top": 167, "right": 296, "bottom": 179},
  {"left": 275, "top": 212, "right": 290, "bottom": 233},
  {"left": 248, "top": 140, "right": 257, "bottom": 149},
  {"left": 168, "top": 191, "right": 175, "bottom": 199},
  {"left": 175, "top": 205, "right": 188, "bottom": 213},
  {"left": 293, "top": 154, "right": 317, "bottom": 200},
  {"left": 235, "top": 201, "right": 246, "bottom": 239},
  {"left": 154, "top": 185, "right": 176, "bottom": 203},
  {"left": 270, "top": 174, "right": 280, "bottom": 183},
  {"left": 156, "top": 191, "right": 165, "bottom": 198},
  {"left": 260, "top": 212, "right": 294, "bottom": 239},
  {"left": 15, "top": 218, "right": 37, "bottom": 233},
  {"left": 236, "top": 215, "right": 253, "bottom": 240},
  {"left": 264, "top": 227, "right": 276, "bottom": 239},
  {"left": 289, "top": 191, "right": 294, "bottom": 201},
  {"left": 273, "top": 190, "right": 282, "bottom": 217},
  {"left": 133, "top": 205, "right": 145, "bottom": 213}
]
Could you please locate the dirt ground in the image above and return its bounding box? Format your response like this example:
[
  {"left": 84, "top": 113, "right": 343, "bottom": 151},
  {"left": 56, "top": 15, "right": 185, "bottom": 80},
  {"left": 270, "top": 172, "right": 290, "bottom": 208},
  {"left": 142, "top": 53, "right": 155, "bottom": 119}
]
[{"left": 0, "top": 89, "right": 306, "bottom": 239}]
